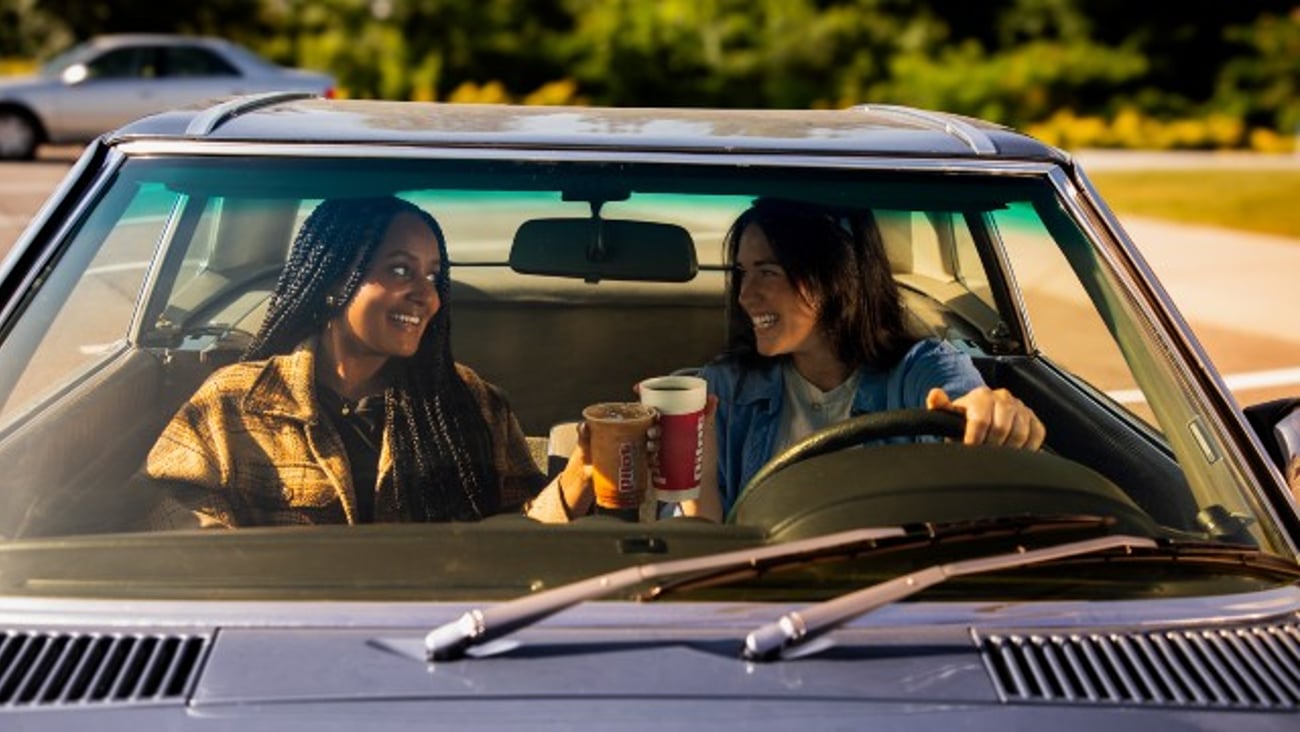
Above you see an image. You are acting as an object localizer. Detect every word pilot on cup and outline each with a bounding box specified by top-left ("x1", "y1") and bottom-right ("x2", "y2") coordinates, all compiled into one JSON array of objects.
[
  {"x1": 638, "y1": 375, "x2": 706, "y2": 501},
  {"x1": 581, "y1": 402, "x2": 656, "y2": 520}
]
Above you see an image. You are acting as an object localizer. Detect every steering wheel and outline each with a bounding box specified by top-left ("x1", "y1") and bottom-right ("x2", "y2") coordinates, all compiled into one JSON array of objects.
[
  {"x1": 741, "y1": 408, "x2": 964, "y2": 498},
  {"x1": 727, "y1": 408, "x2": 1156, "y2": 540}
]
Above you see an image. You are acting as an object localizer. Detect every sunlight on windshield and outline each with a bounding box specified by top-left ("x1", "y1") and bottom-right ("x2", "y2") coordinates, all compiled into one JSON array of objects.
[
  {"x1": 994, "y1": 202, "x2": 1158, "y2": 426},
  {"x1": 0, "y1": 155, "x2": 1288, "y2": 601}
]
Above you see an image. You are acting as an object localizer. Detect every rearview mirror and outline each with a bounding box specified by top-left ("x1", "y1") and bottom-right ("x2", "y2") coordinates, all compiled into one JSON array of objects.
[{"x1": 510, "y1": 218, "x2": 698, "y2": 283}]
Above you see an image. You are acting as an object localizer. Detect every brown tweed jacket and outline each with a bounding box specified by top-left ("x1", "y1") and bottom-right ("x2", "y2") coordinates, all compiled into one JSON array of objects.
[{"x1": 143, "y1": 341, "x2": 570, "y2": 528}]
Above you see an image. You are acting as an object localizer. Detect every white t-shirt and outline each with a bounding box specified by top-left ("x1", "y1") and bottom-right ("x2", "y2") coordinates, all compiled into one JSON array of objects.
[{"x1": 774, "y1": 362, "x2": 861, "y2": 453}]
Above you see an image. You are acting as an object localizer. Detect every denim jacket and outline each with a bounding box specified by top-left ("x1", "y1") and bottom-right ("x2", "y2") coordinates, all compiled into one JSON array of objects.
[{"x1": 701, "y1": 338, "x2": 984, "y2": 516}]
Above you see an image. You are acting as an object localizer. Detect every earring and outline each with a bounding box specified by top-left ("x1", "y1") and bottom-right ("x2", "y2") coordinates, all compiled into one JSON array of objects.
[{"x1": 325, "y1": 294, "x2": 340, "y2": 308}]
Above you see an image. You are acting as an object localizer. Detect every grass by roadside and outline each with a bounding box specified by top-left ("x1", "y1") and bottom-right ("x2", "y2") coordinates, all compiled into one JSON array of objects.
[{"x1": 1086, "y1": 169, "x2": 1300, "y2": 240}]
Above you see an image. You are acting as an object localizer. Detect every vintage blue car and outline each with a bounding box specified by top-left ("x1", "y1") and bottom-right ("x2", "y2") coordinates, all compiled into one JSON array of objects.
[{"x1": 0, "y1": 94, "x2": 1297, "y2": 729}]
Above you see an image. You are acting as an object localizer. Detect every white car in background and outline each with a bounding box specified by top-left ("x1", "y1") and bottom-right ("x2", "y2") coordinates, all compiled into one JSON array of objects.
[{"x1": 0, "y1": 34, "x2": 335, "y2": 160}]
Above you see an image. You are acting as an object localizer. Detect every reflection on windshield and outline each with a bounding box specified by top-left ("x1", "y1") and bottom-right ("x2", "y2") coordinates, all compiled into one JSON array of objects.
[{"x1": 0, "y1": 155, "x2": 1289, "y2": 602}]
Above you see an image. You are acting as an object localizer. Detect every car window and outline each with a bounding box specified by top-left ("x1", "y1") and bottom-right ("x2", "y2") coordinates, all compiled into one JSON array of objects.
[
  {"x1": 991, "y1": 202, "x2": 1162, "y2": 431},
  {"x1": 162, "y1": 46, "x2": 239, "y2": 78},
  {"x1": 0, "y1": 180, "x2": 178, "y2": 422},
  {"x1": 85, "y1": 46, "x2": 158, "y2": 80},
  {"x1": 0, "y1": 154, "x2": 1290, "y2": 598}
]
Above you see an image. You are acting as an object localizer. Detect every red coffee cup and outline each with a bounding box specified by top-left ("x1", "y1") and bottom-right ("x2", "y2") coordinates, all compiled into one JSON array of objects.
[{"x1": 638, "y1": 375, "x2": 707, "y2": 502}]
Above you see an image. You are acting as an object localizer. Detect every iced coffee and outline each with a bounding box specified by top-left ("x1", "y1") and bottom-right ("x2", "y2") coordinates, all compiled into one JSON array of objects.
[{"x1": 581, "y1": 402, "x2": 656, "y2": 521}]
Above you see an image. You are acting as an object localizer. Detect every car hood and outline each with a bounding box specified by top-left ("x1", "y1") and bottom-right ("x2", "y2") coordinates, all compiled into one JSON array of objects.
[{"x1": 3, "y1": 589, "x2": 1300, "y2": 728}]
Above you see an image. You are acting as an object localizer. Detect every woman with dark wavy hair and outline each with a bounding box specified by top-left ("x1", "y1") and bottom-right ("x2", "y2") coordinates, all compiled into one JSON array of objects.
[
  {"x1": 688, "y1": 198, "x2": 1045, "y2": 520},
  {"x1": 143, "y1": 196, "x2": 590, "y2": 527}
]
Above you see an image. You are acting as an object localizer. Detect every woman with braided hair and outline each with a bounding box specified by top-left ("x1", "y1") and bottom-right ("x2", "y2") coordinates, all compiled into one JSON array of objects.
[{"x1": 141, "y1": 196, "x2": 591, "y2": 527}]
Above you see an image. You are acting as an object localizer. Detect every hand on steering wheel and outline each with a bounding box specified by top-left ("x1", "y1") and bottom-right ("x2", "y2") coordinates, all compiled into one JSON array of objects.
[{"x1": 727, "y1": 408, "x2": 1149, "y2": 538}]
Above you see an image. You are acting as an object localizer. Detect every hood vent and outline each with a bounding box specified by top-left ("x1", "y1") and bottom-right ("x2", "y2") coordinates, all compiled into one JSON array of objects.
[
  {"x1": 978, "y1": 620, "x2": 1300, "y2": 710},
  {"x1": 0, "y1": 630, "x2": 209, "y2": 708}
]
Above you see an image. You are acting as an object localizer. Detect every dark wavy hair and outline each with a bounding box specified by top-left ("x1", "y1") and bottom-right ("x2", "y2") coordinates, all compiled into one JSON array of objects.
[
  {"x1": 244, "y1": 196, "x2": 499, "y2": 521},
  {"x1": 722, "y1": 197, "x2": 916, "y2": 370}
]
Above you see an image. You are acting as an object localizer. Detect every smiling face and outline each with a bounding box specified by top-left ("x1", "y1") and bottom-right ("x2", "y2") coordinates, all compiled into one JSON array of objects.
[
  {"x1": 735, "y1": 222, "x2": 831, "y2": 362},
  {"x1": 331, "y1": 212, "x2": 442, "y2": 362}
]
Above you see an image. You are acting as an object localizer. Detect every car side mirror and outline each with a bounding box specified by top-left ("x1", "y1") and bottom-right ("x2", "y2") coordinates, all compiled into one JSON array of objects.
[
  {"x1": 1243, "y1": 398, "x2": 1300, "y2": 492},
  {"x1": 510, "y1": 217, "x2": 698, "y2": 283},
  {"x1": 60, "y1": 64, "x2": 89, "y2": 85}
]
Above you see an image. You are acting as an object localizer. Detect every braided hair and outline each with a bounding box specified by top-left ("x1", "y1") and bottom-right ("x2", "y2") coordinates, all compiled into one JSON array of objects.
[
  {"x1": 245, "y1": 196, "x2": 500, "y2": 521},
  {"x1": 722, "y1": 197, "x2": 916, "y2": 371}
]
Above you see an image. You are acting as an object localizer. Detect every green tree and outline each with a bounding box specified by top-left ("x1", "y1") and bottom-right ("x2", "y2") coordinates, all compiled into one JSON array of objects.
[
  {"x1": 558, "y1": 0, "x2": 912, "y2": 108},
  {"x1": 1215, "y1": 10, "x2": 1300, "y2": 133},
  {"x1": 33, "y1": 0, "x2": 263, "y2": 41},
  {"x1": 1, "y1": 0, "x2": 71, "y2": 60},
  {"x1": 4, "y1": 0, "x2": 1299, "y2": 147},
  {"x1": 252, "y1": 0, "x2": 570, "y2": 101}
]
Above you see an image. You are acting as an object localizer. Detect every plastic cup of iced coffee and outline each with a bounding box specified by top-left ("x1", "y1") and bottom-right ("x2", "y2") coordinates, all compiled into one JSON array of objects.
[
  {"x1": 581, "y1": 402, "x2": 656, "y2": 521},
  {"x1": 638, "y1": 375, "x2": 707, "y2": 502}
]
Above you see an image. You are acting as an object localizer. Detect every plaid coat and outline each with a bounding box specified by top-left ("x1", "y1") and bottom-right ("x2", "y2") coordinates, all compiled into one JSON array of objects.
[{"x1": 144, "y1": 341, "x2": 569, "y2": 528}]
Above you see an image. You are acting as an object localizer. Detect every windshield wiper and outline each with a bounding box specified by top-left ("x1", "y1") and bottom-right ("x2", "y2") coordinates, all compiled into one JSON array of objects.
[
  {"x1": 1050, "y1": 538, "x2": 1300, "y2": 578},
  {"x1": 741, "y1": 534, "x2": 1157, "y2": 662},
  {"x1": 640, "y1": 513, "x2": 1115, "y2": 600},
  {"x1": 424, "y1": 513, "x2": 1115, "y2": 661},
  {"x1": 425, "y1": 525, "x2": 907, "y2": 661}
]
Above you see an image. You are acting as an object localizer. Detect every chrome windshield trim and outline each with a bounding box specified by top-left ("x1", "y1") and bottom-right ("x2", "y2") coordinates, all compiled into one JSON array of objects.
[
  {"x1": 1049, "y1": 165, "x2": 1300, "y2": 557},
  {"x1": 0, "y1": 141, "x2": 112, "y2": 283},
  {"x1": 110, "y1": 139, "x2": 1061, "y2": 174},
  {"x1": 977, "y1": 209, "x2": 1038, "y2": 354},
  {"x1": 0, "y1": 143, "x2": 125, "y2": 333},
  {"x1": 2, "y1": 582, "x2": 1298, "y2": 630},
  {"x1": 125, "y1": 192, "x2": 195, "y2": 342}
]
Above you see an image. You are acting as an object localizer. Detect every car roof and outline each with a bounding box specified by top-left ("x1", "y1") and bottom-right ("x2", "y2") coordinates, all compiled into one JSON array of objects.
[
  {"x1": 109, "y1": 94, "x2": 1068, "y2": 161},
  {"x1": 87, "y1": 33, "x2": 235, "y2": 49}
]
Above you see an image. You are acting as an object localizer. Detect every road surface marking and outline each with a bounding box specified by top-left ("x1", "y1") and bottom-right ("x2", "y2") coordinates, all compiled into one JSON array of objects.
[{"x1": 1108, "y1": 366, "x2": 1300, "y2": 404}]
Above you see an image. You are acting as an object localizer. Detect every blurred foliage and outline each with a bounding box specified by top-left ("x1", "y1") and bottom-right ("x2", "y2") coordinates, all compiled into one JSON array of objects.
[
  {"x1": 1088, "y1": 169, "x2": 1300, "y2": 239},
  {"x1": 1215, "y1": 11, "x2": 1300, "y2": 134},
  {"x1": 1028, "y1": 109, "x2": 1258, "y2": 151},
  {"x1": 0, "y1": 0, "x2": 72, "y2": 59},
  {"x1": 2, "y1": 0, "x2": 1298, "y2": 150}
]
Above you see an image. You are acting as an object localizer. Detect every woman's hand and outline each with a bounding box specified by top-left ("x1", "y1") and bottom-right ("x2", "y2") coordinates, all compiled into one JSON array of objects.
[
  {"x1": 555, "y1": 420, "x2": 662, "y2": 518},
  {"x1": 555, "y1": 423, "x2": 595, "y2": 516},
  {"x1": 925, "y1": 386, "x2": 1046, "y2": 450}
]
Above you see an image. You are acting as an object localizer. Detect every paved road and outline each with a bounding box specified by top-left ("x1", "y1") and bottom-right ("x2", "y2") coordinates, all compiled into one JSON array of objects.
[
  {"x1": 2, "y1": 147, "x2": 1298, "y2": 410},
  {"x1": 1074, "y1": 148, "x2": 1300, "y2": 170},
  {"x1": 0, "y1": 148, "x2": 76, "y2": 252},
  {"x1": 1068, "y1": 149, "x2": 1300, "y2": 407},
  {"x1": 1110, "y1": 215, "x2": 1300, "y2": 405}
]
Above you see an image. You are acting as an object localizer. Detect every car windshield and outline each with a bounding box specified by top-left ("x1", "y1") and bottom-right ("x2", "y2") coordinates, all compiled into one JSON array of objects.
[
  {"x1": 38, "y1": 40, "x2": 97, "y2": 76},
  {"x1": 215, "y1": 41, "x2": 279, "y2": 71},
  {"x1": 0, "y1": 152, "x2": 1292, "y2": 603}
]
